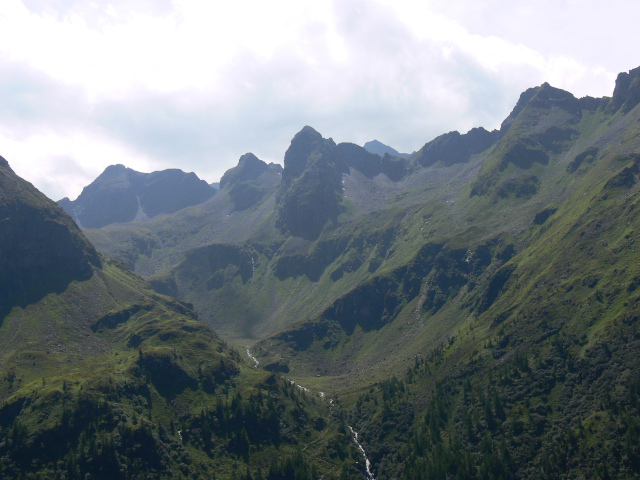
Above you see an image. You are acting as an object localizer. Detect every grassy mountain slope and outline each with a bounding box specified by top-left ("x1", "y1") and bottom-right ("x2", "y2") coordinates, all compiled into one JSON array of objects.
[
  {"x1": 342, "y1": 136, "x2": 640, "y2": 479},
  {"x1": 80, "y1": 72, "x2": 639, "y2": 357},
  {"x1": 105, "y1": 130, "x2": 494, "y2": 344},
  {"x1": 252, "y1": 70, "x2": 640, "y2": 479},
  {"x1": 253, "y1": 72, "x2": 640, "y2": 377},
  {"x1": 0, "y1": 159, "x2": 371, "y2": 480},
  {"x1": 52, "y1": 66, "x2": 640, "y2": 478}
]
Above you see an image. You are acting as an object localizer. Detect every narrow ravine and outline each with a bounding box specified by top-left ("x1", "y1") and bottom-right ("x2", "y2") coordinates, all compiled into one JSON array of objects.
[{"x1": 348, "y1": 426, "x2": 375, "y2": 480}]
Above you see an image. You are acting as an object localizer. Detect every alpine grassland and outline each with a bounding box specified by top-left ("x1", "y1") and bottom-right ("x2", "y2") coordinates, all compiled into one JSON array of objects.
[{"x1": 3, "y1": 67, "x2": 640, "y2": 478}]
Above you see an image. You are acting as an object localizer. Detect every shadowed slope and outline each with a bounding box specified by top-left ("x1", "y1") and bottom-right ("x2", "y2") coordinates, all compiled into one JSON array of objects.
[{"x1": 0, "y1": 156, "x2": 101, "y2": 321}]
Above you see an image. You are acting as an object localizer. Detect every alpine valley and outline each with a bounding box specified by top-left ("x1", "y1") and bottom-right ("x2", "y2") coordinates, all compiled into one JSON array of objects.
[{"x1": 2, "y1": 66, "x2": 640, "y2": 479}]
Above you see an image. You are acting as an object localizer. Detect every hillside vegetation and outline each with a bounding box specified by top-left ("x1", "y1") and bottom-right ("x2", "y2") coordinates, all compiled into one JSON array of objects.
[
  {"x1": 0, "y1": 159, "x2": 368, "y2": 479},
  {"x1": 5, "y1": 65, "x2": 640, "y2": 478}
]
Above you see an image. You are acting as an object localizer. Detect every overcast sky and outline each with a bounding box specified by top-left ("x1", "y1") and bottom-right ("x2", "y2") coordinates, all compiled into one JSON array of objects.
[{"x1": 1, "y1": 0, "x2": 638, "y2": 201}]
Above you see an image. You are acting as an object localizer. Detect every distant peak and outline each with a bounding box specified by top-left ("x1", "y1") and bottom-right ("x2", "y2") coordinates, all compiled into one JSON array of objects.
[
  {"x1": 268, "y1": 162, "x2": 283, "y2": 175},
  {"x1": 364, "y1": 140, "x2": 398, "y2": 155},
  {"x1": 365, "y1": 139, "x2": 395, "y2": 150},
  {"x1": 238, "y1": 152, "x2": 261, "y2": 164},
  {"x1": 500, "y1": 82, "x2": 579, "y2": 134},
  {"x1": 299, "y1": 125, "x2": 321, "y2": 136},
  {"x1": 286, "y1": 126, "x2": 328, "y2": 160},
  {"x1": 291, "y1": 126, "x2": 323, "y2": 145},
  {"x1": 219, "y1": 152, "x2": 269, "y2": 189},
  {"x1": 104, "y1": 163, "x2": 128, "y2": 172},
  {"x1": 363, "y1": 140, "x2": 409, "y2": 158}
]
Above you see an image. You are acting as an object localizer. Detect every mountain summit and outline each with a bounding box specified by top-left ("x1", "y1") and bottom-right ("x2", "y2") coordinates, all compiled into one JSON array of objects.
[
  {"x1": 276, "y1": 126, "x2": 344, "y2": 239},
  {"x1": 363, "y1": 139, "x2": 411, "y2": 158},
  {"x1": 58, "y1": 165, "x2": 215, "y2": 228}
]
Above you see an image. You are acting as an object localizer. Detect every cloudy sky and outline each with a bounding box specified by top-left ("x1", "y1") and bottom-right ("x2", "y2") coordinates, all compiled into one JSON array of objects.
[{"x1": 1, "y1": 0, "x2": 638, "y2": 201}]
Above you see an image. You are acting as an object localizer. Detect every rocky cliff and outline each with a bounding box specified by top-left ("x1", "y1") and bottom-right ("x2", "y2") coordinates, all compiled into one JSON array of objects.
[
  {"x1": 59, "y1": 164, "x2": 215, "y2": 228},
  {"x1": 0, "y1": 156, "x2": 101, "y2": 318}
]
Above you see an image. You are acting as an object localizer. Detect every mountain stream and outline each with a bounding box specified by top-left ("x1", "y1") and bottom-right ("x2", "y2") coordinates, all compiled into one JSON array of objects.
[
  {"x1": 244, "y1": 350, "x2": 375, "y2": 478},
  {"x1": 246, "y1": 347, "x2": 259, "y2": 368},
  {"x1": 348, "y1": 426, "x2": 375, "y2": 480}
]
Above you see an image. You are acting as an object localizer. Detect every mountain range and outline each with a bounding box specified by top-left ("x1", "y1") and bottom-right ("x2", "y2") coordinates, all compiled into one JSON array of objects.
[{"x1": 1, "y1": 65, "x2": 640, "y2": 479}]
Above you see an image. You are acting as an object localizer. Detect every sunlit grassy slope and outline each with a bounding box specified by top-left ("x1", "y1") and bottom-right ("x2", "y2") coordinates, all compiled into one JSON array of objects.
[
  {"x1": 60, "y1": 68, "x2": 640, "y2": 478},
  {"x1": 0, "y1": 159, "x2": 369, "y2": 480}
]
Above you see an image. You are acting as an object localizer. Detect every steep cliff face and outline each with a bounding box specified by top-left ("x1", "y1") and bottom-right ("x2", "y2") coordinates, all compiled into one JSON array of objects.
[
  {"x1": 220, "y1": 152, "x2": 270, "y2": 188},
  {"x1": 607, "y1": 65, "x2": 640, "y2": 113},
  {"x1": 0, "y1": 156, "x2": 101, "y2": 317},
  {"x1": 59, "y1": 164, "x2": 215, "y2": 228},
  {"x1": 414, "y1": 127, "x2": 498, "y2": 167},
  {"x1": 275, "y1": 127, "x2": 414, "y2": 239},
  {"x1": 276, "y1": 126, "x2": 344, "y2": 239},
  {"x1": 220, "y1": 153, "x2": 281, "y2": 210}
]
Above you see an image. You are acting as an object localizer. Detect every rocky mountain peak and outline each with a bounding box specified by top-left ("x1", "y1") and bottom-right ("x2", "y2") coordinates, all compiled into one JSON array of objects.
[
  {"x1": 531, "y1": 83, "x2": 580, "y2": 111},
  {"x1": 414, "y1": 127, "x2": 497, "y2": 168},
  {"x1": 608, "y1": 66, "x2": 640, "y2": 113},
  {"x1": 500, "y1": 83, "x2": 580, "y2": 135},
  {"x1": 239, "y1": 152, "x2": 262, "y2": 165},
  {"x1": 103, "y1": 163, "x2": 128, "y2": 173},
  {"x1": 295, "y1": 125, "x2": 323, "y2": 141},
  {"x1": 363, "y1": 140, "x2": 410, "y2": 158},
  {"x1": 283, "y1": 126, "x2": 336, "y2": 183},
  {"x1": 220, "y1": 153, "x2": 269, "y2": 189},
  {"x1": 59, "y1": 165, "x2": 215, "y2": 228},
  {"x1": 277, "y1": 128, "x2": 343, "y2": 239}
]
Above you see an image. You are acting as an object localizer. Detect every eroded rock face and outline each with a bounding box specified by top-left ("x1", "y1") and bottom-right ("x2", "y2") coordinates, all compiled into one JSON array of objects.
[
  {"x1": 276, "y1": 127, "x2": 413, "y2": 238},
  {"x1": 219, "y1": 153, "x2": 280, "y2": 211},
  {"x1": 220, "y1": 153, "x2": 269, "y2": 189},
  {"x1": 281, "y1": 126, "x2": 335, "y2": 183},
  {"x1": 608, "y1": 66, "x2": 640, "y2": 113},
  {"x1": 59, "y1": 164, "x2": 215, "y2": 228},
  {"x1": 276, "y1": 127, "x2": 344, "y2": 239},
  {"x1": 500, "y1": 83, "x2": 581, "y2": 135},
  {"x1": 414, "y1": 127, "x2": 498, "y2": 167},
  {"x1": 336, "y1": 143, "x2": 408, "y2": 181},
  {"x1": 0, "y1": 157, "x2": 101, "y2": 315}
]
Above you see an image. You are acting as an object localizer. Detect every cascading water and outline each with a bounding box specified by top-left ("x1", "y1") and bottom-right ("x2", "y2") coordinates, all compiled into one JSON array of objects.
[{"x1": 348, "y1": 426, "x2": 375, "y2": 480}]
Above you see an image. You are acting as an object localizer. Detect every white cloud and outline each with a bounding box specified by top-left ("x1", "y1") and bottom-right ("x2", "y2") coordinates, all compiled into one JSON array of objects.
[{"x1": 1, "y1": 128, "x2": 154, "y2": 200}]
